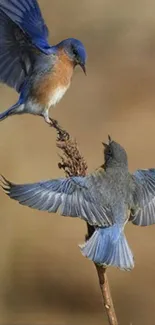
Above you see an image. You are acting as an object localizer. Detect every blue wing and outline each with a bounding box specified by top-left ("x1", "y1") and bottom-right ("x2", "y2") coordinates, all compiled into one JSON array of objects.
[
  {"x1": 1, "y1": 175, "x2": 112, "y2": 227},
  {"x1": 0, "y1": 0, "x2": 52, "y2": 54},
  {"x1": 130, "y1": 169, "x2": 155, "y2": 226},
  {"x1": 0, "y1": 9, "x2": 38, "y2": 92}
]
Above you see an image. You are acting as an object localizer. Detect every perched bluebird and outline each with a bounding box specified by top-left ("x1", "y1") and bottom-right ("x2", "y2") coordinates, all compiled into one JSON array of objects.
[
  {"x1": 2, "y1": 136, "x2": 155, "y2": 271},
  {"x1": 0, "y1": 0, "x2": 87, "y2": 125}
]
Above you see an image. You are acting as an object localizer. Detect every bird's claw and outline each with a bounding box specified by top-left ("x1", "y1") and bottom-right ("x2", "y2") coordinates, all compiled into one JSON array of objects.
[
  {"x1": 49, "y1": 118, "x2": 59, "y2": 128},
  {"x1": 49, "y1": 118, "x2": 69, "y2": 141}
]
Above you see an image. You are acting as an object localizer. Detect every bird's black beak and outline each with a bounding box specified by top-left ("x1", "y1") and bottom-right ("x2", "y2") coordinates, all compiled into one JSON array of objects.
[
  {"x1": 108, "y1": 135, "x2": 112, "y2": 143},
  {"x1": 102, "y1": 142, "x2": 108, "y2": 148},
  {"x1": 102, "y1": 135, "x2": 112, "y2": 148},
  {"x1": 80, "y1": 63, "x2": 86, "y2": 75}
]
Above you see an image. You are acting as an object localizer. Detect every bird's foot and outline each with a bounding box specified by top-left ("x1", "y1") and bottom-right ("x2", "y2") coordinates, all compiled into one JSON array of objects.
[
  {"x1": 49, "y1": 118, "x2": 69, "y2": 141},
  {"x1": 49, "y1": 118, "x2": 59, "y2": 128}
]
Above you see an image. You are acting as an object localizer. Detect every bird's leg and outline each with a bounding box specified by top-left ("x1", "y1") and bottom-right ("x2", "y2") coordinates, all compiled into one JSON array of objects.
[
  {"x1": 43, "y1": 110, "x2": 69, "y2": 140},
  {"x1": 43, "y1": 111, "x2": 54, "y2": 125},
  {"x1": 43, "y1": 112, "x2": 59, "y2": 130}
]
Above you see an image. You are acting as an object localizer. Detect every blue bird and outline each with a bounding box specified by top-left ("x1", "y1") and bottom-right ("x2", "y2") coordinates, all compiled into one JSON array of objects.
[
  {"x1": 2, "y1": 136, "x2": 155, "y2": 271},
  {"x1": 0, "y1": 0, "x2": 87, "y2": 125}
]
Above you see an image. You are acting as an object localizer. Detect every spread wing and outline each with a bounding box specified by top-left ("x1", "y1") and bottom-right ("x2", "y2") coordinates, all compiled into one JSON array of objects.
[
  {"x1": 0, "y1": 10, "x2": 37, "y2": 92},
  {"x1": 1, "y1": 175, "x2": 112, "y2": 227},
  {"x1": 130, "y1": 169, "x2": 155, "y2": 226},
  {"x1": 0, "y1": 0, "x2": 53, "y2": 92},
  {"x1": 0, "y1": 0, "x2": 51, "y2": 53}
]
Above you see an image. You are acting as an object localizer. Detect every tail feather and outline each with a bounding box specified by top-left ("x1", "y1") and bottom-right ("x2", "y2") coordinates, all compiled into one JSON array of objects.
[
  {"x1": 80, "y1": 224, "x2": 134, "y2": 271},
  {"x1": 0, "y1": 102, "x2": 23, "y2": 121}
]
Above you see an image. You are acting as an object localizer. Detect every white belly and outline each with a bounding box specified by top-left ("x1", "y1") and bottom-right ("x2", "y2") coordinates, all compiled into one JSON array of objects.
[{"x1": 48, "y1": 85, "x2": 69, "y2": 108}]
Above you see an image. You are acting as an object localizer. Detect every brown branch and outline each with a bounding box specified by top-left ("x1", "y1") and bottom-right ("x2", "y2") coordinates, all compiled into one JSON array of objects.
[
  {"x1": 51, "y1": 120, "x2": 118, "y2": 325},
  {"x1": 86, "y1": 223, "x2": 118, "y2": 325}
]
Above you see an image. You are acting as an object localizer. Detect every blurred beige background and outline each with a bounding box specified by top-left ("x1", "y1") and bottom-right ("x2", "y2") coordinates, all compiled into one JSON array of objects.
[{"x1": 1, "y1": 0, "x2": 155, "y2": 324}]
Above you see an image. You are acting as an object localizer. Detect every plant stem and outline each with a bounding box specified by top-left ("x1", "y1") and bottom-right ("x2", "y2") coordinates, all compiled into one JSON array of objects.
[
  {"x1": 51, "y1": 121, "x2": 118, "y2": 325},
  {"x1": 86, "y1": 224, "x2": 118, "y2": 325}
]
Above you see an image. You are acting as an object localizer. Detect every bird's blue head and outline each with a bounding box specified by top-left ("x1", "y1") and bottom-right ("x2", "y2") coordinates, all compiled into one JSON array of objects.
[{"x1": 57, "y1": 38, "x2": 87, "y2": 74}]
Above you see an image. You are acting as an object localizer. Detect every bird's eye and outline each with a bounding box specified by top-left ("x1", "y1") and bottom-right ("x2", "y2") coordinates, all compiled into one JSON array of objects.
[
  {"x1": 106, "y1": 146, "x2": 112, "y2": 157},
  {"x1": 72, "y1": 47, "x2": 78, "y2": 57}
]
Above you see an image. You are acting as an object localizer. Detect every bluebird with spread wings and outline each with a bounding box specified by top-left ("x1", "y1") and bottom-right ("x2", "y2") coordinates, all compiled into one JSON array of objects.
[
  {"x1": 2, "y1": 136, "x2": 155, "y2": 271},
  {"x1": 0, "y1": 0, "x2": 87, "y2": 125}
]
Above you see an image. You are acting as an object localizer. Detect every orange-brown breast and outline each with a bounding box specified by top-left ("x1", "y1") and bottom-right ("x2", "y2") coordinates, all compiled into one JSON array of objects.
[{"x1": 33, "y1": 50, "x2": 74, "y2": 107}]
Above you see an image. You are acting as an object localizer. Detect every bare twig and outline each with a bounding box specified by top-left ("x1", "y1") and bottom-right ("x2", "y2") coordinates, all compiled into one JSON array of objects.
[
  {"x1": 86, "y1": 223, "x2": 118, "y2": 325},
  {"x1": 51, "y1": 120, "x2": 118, "y2": 325}
]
